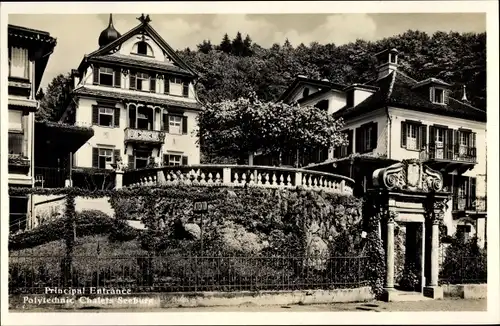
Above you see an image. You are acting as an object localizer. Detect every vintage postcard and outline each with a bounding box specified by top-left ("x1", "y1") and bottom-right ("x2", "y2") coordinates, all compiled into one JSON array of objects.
[{"x1": 1, "y1": 1, "x2": 498, "y2": 325}]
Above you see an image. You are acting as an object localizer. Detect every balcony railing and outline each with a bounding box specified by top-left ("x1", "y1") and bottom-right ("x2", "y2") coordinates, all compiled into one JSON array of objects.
[
  {"x1": 124, "y1": 128, "x2": 166, "y2": 144},
  {"x1": 453, "y1": 195, "x2": 487, "y2": 212},
  {"x1": 123, "y1": 164, "x2": 354, "y2": 195},
  {"x1": 420, "y1": 144, "x2": 477, "y2": 163}
]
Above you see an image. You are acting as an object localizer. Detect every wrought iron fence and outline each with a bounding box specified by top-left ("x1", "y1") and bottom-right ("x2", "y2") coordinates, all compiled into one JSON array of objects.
[
  {"x1": 34, "y1": 167, "x2": 69, "y2": 188},
  {"x1": 9, "y1": 254, "x2": 369, "y2": 294},
  {"x1": 439, "y1": 256, "x2": 487, "y2": 284}
]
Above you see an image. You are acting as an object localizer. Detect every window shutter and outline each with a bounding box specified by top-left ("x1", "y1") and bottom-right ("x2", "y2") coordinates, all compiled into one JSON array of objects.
[
  {"x1": 164, "y1": 76, "x2": 170, "y2": 94},
  {"x1": 419, "y1": 124, "x2": 427, "y2": 150},
  {"x1": 128, "y1": 155, "x2": 135, "y2": 169},
  {"x1": 93, "y1": 66, "x2": 99, "y2": 85},
  {"x1": 114, "y1": 69, "x2": 121, "y2": 87},
  {"x1": 92, "y1": 105, "x2": 99, "y2": 125},
  {"x1": 453, "y1": 130, "x2": 459, "y2": 157},
  {"x1": 163, "y1": 154, "x2": 168, "y2": 166},
  {"x1": 347, "y1": 130, "x2": 354, "y2": 155},
  {"x1": 129, "y1": 72, "x2": 136, "y2": 90},
  {"x1": 355, "y1": 128, "x2": 363, "y2": 153},
  {"x1": 444, "y1": 89, "x2": 450, "y2": 105},
  {"x1": 470, "y1": 177, "x2": 477, "y2": 208},
  {"x1": 114, "y1": 107, "x2": 120, "y2": 127},
  {"x1": 401, "y1": 121, "x2": 407, "y2": 148},
  {"x1": 182, "y1": 156, "x2": 188, "y2": 166},
  {"x1": 470, "y1": 132, "x2": 477, "y2": 159},
  {"x1": 183, "y1": 81, "x2": 189, "y2": 97},
  {"x1": 150, "y1": 75, "x2": 156, "y2": 92},
  {"x1": 92, "y1": 147, "x2": 99, "y2": 168},
  {"x1": 370, "y1": 123, "x2": 378, "y2": 150},
  {"x1": 182, "y1": 116, "x2": 188, "y2": 135},
  {"x1": 163, "y1": 114, "x2": 169, "y2": 132},
  {"x1": 113, "y1": 149, "x2": 120, "y2": 163}
]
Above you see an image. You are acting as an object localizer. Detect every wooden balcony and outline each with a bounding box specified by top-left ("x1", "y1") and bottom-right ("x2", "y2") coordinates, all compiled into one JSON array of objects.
[
  {"x1": 419, "y1": 144, "x2": 477, "y2": 174},
  {"x1": 124, "y1": 128, "x2": 166, "y2": 145},
  {"x1": 123, "y1": 164, "x2": 354, "y2": 195}
]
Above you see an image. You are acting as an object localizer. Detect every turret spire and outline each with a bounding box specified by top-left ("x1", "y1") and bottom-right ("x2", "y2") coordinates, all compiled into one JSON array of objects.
[
  {"x1": 108, "y1": 14, "x2": 114, "y2": 27},
  {"x1": 461, "y1": 84, "x2": 469, "y2": 102}
]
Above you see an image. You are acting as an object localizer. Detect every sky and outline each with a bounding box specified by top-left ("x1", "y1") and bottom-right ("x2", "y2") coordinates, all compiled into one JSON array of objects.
[{"x1": 8, "y1": 13, "x2": 486, "y2": 90}]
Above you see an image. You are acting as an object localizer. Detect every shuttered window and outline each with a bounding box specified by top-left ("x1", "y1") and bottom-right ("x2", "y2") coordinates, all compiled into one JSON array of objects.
[
  {"x1": 401, "y1": 121, "x2": 427, "y2": 151},
  {"x1": 355, "y1": 122, "x2": 377, "y2": 153}
]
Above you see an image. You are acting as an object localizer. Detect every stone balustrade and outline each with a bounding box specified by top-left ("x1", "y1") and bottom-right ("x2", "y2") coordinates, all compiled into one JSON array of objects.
[{"x1": 122, "y1": 164, "x2": 354, "y2": 195}]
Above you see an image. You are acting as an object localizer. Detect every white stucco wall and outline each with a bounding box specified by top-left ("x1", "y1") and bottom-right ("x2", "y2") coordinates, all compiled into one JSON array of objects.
[
  {"x1": 388, "y1": 107, "x2": 487, "y2": 188},
  {"x1": 342, "y1": 108, "x2": 389, "y2": 157},
  {"x1": 73, "y1": 94, "x2": 200, "y2": 168}
]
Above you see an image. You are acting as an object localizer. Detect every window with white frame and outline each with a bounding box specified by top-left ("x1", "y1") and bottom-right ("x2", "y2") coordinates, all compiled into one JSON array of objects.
[
  {"x1": 136, "y1": 72, "x2": 149, "y2": 91},
  {"x1": 169, "y1": 115, "x2": 182, "y2": 134},
  {"x1": 9, "y1": 47, "x2": 29, "y2": 79},
  {"x1": 432, "y1": 88, "x2": 445, "y2": 104},
  {"x1": 167, "y1": 154, "x2": 182, "y2": 166},
  {"x1": 406, "y1": 124, "x2": 418, "y2": 150},
  {"x1": 98, "y1": 148, "x2": 114, "y2": 169},
  {"x1": 99, "y1": 67, "x2": 114, "y2": 86},
  {"x1": 98, "y1": 107, "x2": 114, "y2": 127},
  {"x1": 135, "y1": 150, "x2": 151, "y2": 169},
  {"x1": 459, "y1": 131, "x2": 468, "y2": 146}
]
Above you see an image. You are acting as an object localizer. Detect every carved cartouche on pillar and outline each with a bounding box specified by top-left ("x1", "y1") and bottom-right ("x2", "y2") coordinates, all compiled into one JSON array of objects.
[
  {"x1": 372, "y1": 159, "x2": 444, "y2": 193},
  {"x1": 432, "y1": 200, "x2": 447, "y2": 225}
]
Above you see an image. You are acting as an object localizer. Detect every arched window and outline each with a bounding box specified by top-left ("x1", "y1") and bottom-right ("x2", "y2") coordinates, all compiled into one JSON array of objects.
[{"x1": 133, "y1": 41, "x2": 154, "y2": 56}]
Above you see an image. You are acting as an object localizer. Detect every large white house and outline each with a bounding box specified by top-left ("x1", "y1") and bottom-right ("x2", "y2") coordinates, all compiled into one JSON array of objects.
[
  {"x1": 60, "y1": 14, "x2": 201, "y2": 172},
  {"x1": 276, "y1": 48, "x2": 487, "y2": 246}
]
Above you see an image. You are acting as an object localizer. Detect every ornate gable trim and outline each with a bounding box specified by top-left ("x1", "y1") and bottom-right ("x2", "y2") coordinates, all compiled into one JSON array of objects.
[{"x1": 372, "y1": 159, "x2": 444, "y2": 193}]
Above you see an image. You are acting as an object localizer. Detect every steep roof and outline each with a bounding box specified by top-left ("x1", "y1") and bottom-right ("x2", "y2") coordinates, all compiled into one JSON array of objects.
[
  {"x1": 333, "y1": 71, "x2": 486, "y2": 122},
  {"x1": 76, "y1": 15, "x2": 197, "y2": 78}
]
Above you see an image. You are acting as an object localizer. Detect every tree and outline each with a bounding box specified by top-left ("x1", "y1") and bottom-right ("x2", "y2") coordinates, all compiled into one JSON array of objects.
[
  {"x1": 218, "y1": 33, "x2": 232, "y2": 54},
  {"x1": 198, "y1": 93, "x2": 347, "y2": 166},
  {"x1": 243, "y1": 34, "x2": 253, "y2": 57},
  {"x1": 197, "y1": 40, "x2": 213, "y2": 54},
  {"x1": 231, "y1": 32, "x2": 245, "y2": 56},
  {"x1": 36, "y1": 73, "x2": 73, "y2": 122}
]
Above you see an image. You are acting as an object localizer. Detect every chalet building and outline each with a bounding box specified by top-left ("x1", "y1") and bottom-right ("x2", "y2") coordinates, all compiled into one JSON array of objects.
[
  {"x1": 7, "y1": 25, "x2": 56, "y2": 232},
  {"x1": 276, "y1": 48, "x2": 487, "y2": 247},
  {"x1": 59, "y1": 14, "x2": 202, "y2": 174}
]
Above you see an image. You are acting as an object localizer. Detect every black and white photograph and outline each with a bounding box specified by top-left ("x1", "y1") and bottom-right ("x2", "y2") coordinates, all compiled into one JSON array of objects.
[{"x1": 1, "y1": 1, "x2": 498, "y2": 325}]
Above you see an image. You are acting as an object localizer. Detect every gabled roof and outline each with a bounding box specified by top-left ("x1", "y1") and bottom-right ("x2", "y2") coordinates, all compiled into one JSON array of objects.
[
  {"x1": 278, "y1": 75, "x2": 346, "y2": 103},
  {"x1": 76, "y1": 17, "x2": 197, "y2": 77},
  {"x1": 332, "y1": 71, "x2": 486, "y2": 122}
]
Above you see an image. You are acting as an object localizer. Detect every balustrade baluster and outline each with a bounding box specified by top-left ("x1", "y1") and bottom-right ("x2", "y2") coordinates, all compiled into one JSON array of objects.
[
  {"x1": 249, "y1": 173, "x2": 255, "y2": 186},
  {"x1": 200, "y1": 173, "x2": 207, "y2": 185},
  {"x1": 207, "y1": 172, "x2": 214, "y2": 185},
  {"x1": 241, "y1": 173, "x2": 247, "y2": 186},
  {"x1": 286, "y1": 175, "x2": 291, "y2": 187},
  {"x1": 257, "y1": 173, "x2": 262, "y2": 185},
  {"x1": 234, "y1": 172, "x2": 240, "y2": 186}
]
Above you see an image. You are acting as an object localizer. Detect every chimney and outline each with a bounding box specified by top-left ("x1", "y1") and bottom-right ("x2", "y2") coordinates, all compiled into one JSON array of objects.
[
  {"x1": 375, "y1": 48, "x2": 399, "y2": 80},
  {"x1": 461, "y1": 84, "x2": 469, "y2": 102}
]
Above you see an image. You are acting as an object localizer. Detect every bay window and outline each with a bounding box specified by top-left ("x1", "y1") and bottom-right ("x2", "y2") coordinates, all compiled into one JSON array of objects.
[{"x1": 9, "y1": 46, "x2": 29, "y2": 79}]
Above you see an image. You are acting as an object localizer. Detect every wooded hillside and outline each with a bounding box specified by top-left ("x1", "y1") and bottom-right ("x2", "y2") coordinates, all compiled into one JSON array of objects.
[{"x1": 177, "y1": 30, "x2": 486, "y2": 110}]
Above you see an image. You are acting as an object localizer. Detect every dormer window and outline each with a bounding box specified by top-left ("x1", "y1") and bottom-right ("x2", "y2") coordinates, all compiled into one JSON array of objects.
[
  {"x1": 132, "y1": 41, "x2": 154, "y2": 56},
  {"x1": 302, "y1": 88, "x2": 310, "y2": 98},
  {"x1": 431, "y1": 87, "x2": 445, "y2": 104}
]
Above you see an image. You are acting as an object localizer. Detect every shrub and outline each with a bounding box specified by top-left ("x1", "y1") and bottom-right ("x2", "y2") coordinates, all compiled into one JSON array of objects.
[{"x1": 440, "y1": 235, "x2": 487, "y2": 284}]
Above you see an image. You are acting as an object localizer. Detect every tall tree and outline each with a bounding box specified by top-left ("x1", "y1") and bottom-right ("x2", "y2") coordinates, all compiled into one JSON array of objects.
[
  {"x1": 243, "y1": 34, "x2": 253, "y2": 57},
  {"x1": 197, "y1": 40, "x2": 213, "y2": 54},
  {"x1": 36, "y1": 73, "x2": 73, "y2": 122},
  {"x1": 231, "y1": 32, "x2": 245, "y2": 56},
  {"x1": 218, "y1": 33, "x2": 232, "y2": 54}
]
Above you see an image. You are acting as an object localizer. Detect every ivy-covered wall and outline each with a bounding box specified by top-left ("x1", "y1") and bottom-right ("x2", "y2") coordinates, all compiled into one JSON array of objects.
[{"x1": 110, "y1": 186, "x2": 364, "y2": 258}]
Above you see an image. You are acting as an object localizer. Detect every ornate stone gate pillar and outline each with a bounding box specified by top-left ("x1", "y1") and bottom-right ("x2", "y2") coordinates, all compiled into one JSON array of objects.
[
  {"x1": 424, "y1": 201, "x2": 445, "y2": 299},
  {"x1": 385, "y1": 211, "x2": 397, "y2": 290}
]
